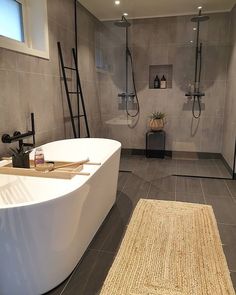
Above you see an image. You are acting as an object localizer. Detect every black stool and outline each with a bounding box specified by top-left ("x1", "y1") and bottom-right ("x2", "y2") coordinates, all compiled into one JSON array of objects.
[{"x1": 146, "y1": 131, "x2": 166, "y2": 158}]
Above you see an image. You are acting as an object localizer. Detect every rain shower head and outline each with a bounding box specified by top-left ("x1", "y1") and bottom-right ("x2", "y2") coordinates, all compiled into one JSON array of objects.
[
  {"x1": 191, "y1": 7, "x2": 209, "y2": 22},
  {"x1": 114, "y1": 16, "x2": 131, "y2": 27},
  {"x1": 191, "y1": 15, "x2": 210, "y2": 22}
]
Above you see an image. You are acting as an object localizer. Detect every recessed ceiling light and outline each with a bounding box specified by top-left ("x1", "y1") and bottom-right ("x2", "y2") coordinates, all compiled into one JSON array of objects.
[
  {"x1": 123, "y1": 13, "x2": 128, "y2": 16},
  {"x1": 193, "y1": 27, "x2": 197, "y2": 31},
  {"x1": 190, "y1": 40, "x2": 194, "y2": 43},
  {"x1": 198, "y1": 6, "x2": 202, "y2": 10},
  {"x1": 115, "y1": 1, "x2": 120, "y2": 5}
]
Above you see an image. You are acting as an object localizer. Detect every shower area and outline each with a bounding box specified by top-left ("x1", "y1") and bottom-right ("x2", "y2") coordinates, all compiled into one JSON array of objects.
[{"x1": 95, "y1": 6, "x2": 236, "y2": 179}]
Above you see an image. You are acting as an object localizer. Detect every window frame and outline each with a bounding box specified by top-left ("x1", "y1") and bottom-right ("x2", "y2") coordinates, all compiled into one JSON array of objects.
[{"x1": 0, "y1": 0, "x2": 49, "y2": 59}]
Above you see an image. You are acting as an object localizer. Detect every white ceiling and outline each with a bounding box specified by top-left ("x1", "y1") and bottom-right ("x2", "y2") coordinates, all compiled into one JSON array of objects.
[{"x1": 79, "y1": 0, "x2": 236, "y2": 20}]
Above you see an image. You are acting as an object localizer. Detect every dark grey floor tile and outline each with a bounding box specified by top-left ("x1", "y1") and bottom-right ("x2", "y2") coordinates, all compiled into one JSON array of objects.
[
  {"x1": 226, "y1": 180, "x2": 236, "y2": 197},
  {"x1": 63, "y1": 250, "x2": 114, "y2": 295},
  {"x1": 44, "y1": 280, "x2": 67, "y2": 295},
  {"x1": 154, "y1": 158, "x2": 178, "y2": 175},
  {"x1": 122, "y1": 173, "x2": 144, "y2": 199},
  {"x1": 115, "y1": 191, "x2": 135, "y2": 225},
  {"x1": 218, "y1": 224, "x2": 236, "y2": 272},
  {"x1": 137, "y1": 159, "x2": 164, "y2": 182},
  {"x1": 218, "y1": 224, "x2": 236, "y2": 246},
  {"x1": 89, "y1": 205, "x2": 126, "y2": 253},
  {"x1": 201, "y1": 179, "x2": 230, "y2": 196},
  {"x1": 197, "y1": 159, "x2": 216, "y2": 166},
  {"x1": 205, "y1": 195, "x2": 236, "y2": 225},
  {"x1": 230, "y1": 272, "x2": 236, "y2": 291},
  {"x1": 176, "y1": 177, "x2": 202, "y2": 193},
  {"x1": 121, "y1": 173, "x2": 150, "y2": 205},
  {"x1": 175, "y1": 191, "x2": 205, "y2": 204},
  {"x1": 177, "y1": 162, "x2": 198, "y2": 176},
  {"x1": 135, "y1": 178, "x2": 151, "y2": 200},
  {"x1": 223, "y1": 245, "x2": 236, "y2": 272},
  {"x1": 148, "y1": 185, "x2": 175, "y2": 201},
  {"x1": 214, "y1": 160, "x2": 232, "y2": 178},
  {"x1": 62, "y1": 250, "x2": 98, "y2": 295},
  {"x1": 196, "y1": 165, "x2": 221, "y2": 178},
  {"x1": 117, "y1": 172, "x2": 130, "y2": 191},
  {"x1": 150, "y1": 175, "x2": 176, "y2": 193},
  {"x1": 119, "y1": 155, "x2": 143, "y2": 172}
]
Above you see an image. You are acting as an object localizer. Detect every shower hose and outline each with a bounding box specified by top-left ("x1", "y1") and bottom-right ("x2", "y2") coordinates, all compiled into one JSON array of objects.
[{"x1": 125, "y1": 47, "x2": 140, "y2": 118}]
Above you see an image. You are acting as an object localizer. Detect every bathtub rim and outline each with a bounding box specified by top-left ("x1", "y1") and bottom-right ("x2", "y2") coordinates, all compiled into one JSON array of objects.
[{"x1": 0, "y1": 138, "x2": 121, "y2": 210}]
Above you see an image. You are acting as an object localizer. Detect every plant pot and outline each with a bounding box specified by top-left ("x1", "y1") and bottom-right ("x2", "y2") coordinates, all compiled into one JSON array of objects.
[
  {"x1": 149, "y1": 119, "x2": 164, "y2": 131},
  {"x1": 12, "y1": 153, "x2": 30, "y2": 169}
]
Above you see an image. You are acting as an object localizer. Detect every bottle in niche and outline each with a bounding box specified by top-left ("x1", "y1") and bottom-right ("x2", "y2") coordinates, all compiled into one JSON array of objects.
[
  {"x1": 34, "y1": 147, "x2": 45, "y2": 167},
  {"x1": 154, "y1": 75, "x2": 160, "y2": 89},
  {"x1": 160, "y1": 75, "x2": 167, "y2": 89}
]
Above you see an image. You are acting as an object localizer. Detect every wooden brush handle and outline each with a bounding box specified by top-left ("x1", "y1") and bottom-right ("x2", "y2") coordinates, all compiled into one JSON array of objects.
[{"x1": 54, "y1": 162, "x2": 83, "y2": 170}]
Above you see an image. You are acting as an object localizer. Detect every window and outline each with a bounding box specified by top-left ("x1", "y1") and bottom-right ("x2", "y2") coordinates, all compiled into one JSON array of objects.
[
  {"x1": 0, "y1": 0, "x2": 49, "y2": 59},
  {"x1": 0, "y1": 0, "x2": 24, "y2": 42}
]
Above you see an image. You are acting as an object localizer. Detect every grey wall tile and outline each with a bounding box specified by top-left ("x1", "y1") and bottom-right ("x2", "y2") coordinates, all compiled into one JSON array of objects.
[{"x1": 98, "y1": 12, "x2": 230, "y2": 153}]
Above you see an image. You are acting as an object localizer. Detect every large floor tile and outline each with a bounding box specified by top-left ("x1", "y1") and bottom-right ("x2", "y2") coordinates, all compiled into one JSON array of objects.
[
  {"x1": 150, "y1": 175, "x2": 177, "y2": 193},
  {"x1": 177, "y1": 162, "x2": 198, "y2": 176},
  {"x1": 196, "y1": 165, "x2": 222, "y2": 178},
  {"x1": 89, "y1": 205, "x2": 126, "y2": 253},
  {"x1": 214, "y1": 160, "x2": 232, "y2": 178},
  {"x1": 230, "y1": 272, "x2": 236, "y2": 291},
  {"x1": 226, "y1": 180, "x2": 236, "y2": 197},
  {"x1": 44, "y1": 281, "x2": 68, "y2": 295},
  {"x1": 223, "y1": 245, "x2": 236, "y2": 272},
  {"x1": 176, "y1": 176, "x2": 202, "y2": 193},
  {"x1": 121, "y1": 173, "x2": 151, "y2": 206},
  {"x1": 205, "y1": 195, "x2": 236, "y2": 225},
  {"x1": 175, "y1": 191, "x2": 205, "y2": 204},
  {"x1": 201, "y1": 179, "x2": 230, "y2": 196},
  {"x1": 117, "y1": 172, "x2": 130, "y2": 191},
  {"x1": 62, "y1": 250, "x2": 114, "y2": 295},
  {"x1": 218, "y1": 224, "x2": 236, "y2": 246},
  {"x1": 148, "y1": 185, "x2": 175, "y2": 201}
]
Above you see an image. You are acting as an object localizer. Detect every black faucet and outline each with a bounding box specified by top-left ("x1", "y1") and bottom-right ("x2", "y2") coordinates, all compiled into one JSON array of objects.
[{"x1": 2, "y1": 113, "x2": 35, "y2": 151}]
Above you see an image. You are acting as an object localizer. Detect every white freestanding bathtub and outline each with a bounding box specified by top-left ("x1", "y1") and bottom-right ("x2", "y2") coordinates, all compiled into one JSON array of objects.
[{"x1": 0, "y1": 138, "x2": 121, "y2": 295}]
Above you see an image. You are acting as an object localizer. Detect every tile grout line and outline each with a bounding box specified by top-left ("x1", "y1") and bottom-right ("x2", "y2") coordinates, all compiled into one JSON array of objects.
[
  {"x1": 59, "y1": 257, "x2": 84, "y2": 295},
  {"x1": 218, "y1": 222, "x2": 236, "y2": 226},
  {"x1": 60, "y1": 248, "x2": 104, "y2": 295},
  {"x1": 146, "y1": 181, "x2": 152, "y2": 199},
  {"x1": 199, "y1": 179, "x2": 207, "y2": 205},
  {"x1": 89, "y1": 248, "x2": 114, "y2": 255},
  {"x1": 174, "y1": 176, "x2": 177, "y2": 201},
  {"x1": 224, "y1": 180, "x2": 236, "y2": 204},
  {"x1": 120, "y1": 172, "x2": 132, "y2": 193}
]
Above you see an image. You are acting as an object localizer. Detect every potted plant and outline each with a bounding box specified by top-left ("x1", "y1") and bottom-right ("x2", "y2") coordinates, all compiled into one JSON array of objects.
[
  {"x1": 149, "y1": 111, "x2": 166, "y2": 131},
  {"x1": 10, "y1": 147, "x2": 30, "y2": 169}
]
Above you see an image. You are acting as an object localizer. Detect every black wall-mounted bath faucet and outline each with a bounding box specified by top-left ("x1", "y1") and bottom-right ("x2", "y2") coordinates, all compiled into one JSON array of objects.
[{"x1": 2, "y1": 113, "x2": 36, "y2": 150}]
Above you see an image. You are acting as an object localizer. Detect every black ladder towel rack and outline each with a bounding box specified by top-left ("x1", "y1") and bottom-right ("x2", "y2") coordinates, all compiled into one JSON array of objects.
[{"x1": 57, "y1": 41, "x2": 90, "y2": 138}]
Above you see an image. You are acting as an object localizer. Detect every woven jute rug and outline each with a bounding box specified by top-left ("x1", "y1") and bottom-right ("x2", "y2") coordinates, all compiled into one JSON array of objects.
[{"x1": 100, "y1": 199, "x2": 235, "y2": 295}]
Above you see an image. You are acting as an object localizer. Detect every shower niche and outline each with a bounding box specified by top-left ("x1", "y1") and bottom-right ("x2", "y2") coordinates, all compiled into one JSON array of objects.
[{"x1": 149, "y1": 65, "x2": 173, "y2": 89}]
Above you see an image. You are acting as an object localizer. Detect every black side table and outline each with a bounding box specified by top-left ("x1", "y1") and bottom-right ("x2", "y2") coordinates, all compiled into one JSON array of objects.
[{"x1": 146, "y1": 130, "x2": 166, "y2": 158}]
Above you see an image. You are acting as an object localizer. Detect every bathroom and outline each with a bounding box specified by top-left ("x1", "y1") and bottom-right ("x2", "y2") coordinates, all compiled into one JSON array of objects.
[{"x1": 0, "y1": 0, "x2": 236, "y2": 294}]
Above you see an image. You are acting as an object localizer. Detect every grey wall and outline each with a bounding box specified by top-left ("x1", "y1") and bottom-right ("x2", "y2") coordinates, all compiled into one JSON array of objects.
[
  {"x1": 0, "y1": 0, "x2": 102, "y2": 156},
  {"x1": 73, "y1": 3, "x2": 102, "y2": 138},
  {"x1": 98, "y1": 13, "x2": 231, "y2": 153},
  {"x1": 222, "y1": 4, "x2": 236, "y2": 170}
]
